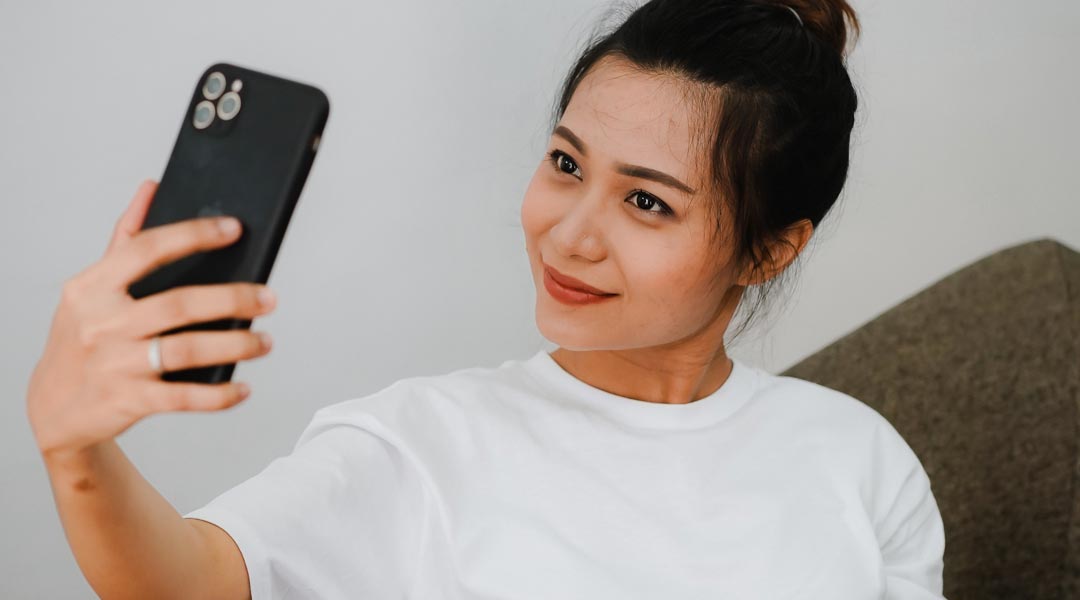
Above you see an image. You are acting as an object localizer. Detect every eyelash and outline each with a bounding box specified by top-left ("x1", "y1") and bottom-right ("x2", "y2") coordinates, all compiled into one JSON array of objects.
[{"x1": 545, "y1": 149, "x2": 675, "y2": 218}]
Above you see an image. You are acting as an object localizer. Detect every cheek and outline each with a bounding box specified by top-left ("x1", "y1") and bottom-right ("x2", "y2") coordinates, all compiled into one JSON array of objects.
[
  {"x1": 520, "y1": 170, "x2": 558, "y2": 251},
  {"x1": 626, "y1": 244, "x2": 712, "y2": 306}
]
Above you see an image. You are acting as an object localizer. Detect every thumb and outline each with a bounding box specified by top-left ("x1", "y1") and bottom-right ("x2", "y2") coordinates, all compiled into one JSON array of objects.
[{"x1": 105, "y1": 179, "x2": 158, "y2": 255}]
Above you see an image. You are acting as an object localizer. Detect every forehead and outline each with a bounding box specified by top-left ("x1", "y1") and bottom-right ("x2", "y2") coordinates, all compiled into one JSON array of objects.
[{"x1": 562, "y1": 56, "x2": 710, "y2": 183}]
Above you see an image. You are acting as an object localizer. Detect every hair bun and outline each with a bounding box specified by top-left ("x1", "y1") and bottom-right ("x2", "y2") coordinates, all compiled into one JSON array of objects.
[{"x1": 774, "y1": 0, "x2": 861, "y2": 59}]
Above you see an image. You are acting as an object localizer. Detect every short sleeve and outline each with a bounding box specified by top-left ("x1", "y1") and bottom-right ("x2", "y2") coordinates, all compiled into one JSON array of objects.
[
  {"x1": 183, "y1": 413, "x2": 431, "y2": 600},
  {"x1": 867, "y1": 417, "x2": 947, "y2": 599}
]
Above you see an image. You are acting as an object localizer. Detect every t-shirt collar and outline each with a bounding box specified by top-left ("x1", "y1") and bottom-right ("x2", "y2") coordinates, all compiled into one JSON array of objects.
[{"x1": 520, "y1": 349, "x2": 760, "y2": 430}]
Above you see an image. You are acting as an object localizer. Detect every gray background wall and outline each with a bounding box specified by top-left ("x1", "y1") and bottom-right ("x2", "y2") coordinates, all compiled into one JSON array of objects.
[{"x1": 2, "y1": 0, "x2": 1077, "y2": 597}]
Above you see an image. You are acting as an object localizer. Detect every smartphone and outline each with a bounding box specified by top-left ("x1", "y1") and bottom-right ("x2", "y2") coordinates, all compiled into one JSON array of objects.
[{"x1": 127, "y1": 62, "x2": 330, "y2": 385}]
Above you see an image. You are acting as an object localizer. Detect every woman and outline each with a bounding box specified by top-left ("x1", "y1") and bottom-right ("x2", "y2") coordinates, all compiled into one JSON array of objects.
[{"x1": 27, "y1": 0, "x2": 945, "y2": 598}]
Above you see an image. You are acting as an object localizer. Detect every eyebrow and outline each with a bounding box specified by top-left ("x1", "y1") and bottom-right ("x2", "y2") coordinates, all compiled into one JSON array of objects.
[{"x1": 552, "y1": 125, "x2": 697, "y2": 195}]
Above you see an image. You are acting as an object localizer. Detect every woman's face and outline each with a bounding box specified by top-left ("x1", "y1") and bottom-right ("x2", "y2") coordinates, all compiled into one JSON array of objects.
[{"x1": 521, "y1": 55, "x2": 744, "y2": 353}]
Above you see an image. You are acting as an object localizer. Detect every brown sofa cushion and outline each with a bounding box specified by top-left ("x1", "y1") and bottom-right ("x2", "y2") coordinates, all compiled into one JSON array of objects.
[{"x1": 780, "y1": 238, "x2": 1080, "y2": 599}]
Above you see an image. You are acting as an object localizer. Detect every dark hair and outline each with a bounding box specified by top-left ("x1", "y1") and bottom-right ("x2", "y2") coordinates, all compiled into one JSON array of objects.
[{"x1": 549, "y1": 0, "x2": 861, "y2": 347}]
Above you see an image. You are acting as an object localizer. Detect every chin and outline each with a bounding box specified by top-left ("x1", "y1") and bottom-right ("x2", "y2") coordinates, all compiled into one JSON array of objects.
[
  {"x1": 535, "y1": 306, "x2": 628, "y2": 351},
  {"x1": 536, "y1": 309, "x2": 598, "y2": 351}
]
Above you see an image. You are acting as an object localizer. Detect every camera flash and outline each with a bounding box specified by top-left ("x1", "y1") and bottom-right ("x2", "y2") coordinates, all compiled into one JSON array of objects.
[{"x1": 231, "y1": 79, "x2": 243, "y2": 92}]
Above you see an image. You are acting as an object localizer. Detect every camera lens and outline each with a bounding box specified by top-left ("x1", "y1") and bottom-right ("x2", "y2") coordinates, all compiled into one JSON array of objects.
[
  {"x1": 217, "y1": 91, "x2": 242, "y2": 121},
  {"x1": 193, "y1": 100, "x2": 215, "y2": 129},
  {"x1": 203, "y1": 72, "x2": 226, "y2": 100}
]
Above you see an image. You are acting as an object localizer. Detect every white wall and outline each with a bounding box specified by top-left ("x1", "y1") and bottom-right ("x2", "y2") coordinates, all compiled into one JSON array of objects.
[{"x1": 1, "y1": 0, "x2": 1076, "y2": 596}]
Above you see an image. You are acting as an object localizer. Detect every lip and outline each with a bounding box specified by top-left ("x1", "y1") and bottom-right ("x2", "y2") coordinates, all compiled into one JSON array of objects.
[
  {"x1": 542, "y1": 263, "x2": 618, "y2": 305},
  {"x1": 544, "y1": 263, "x2": 615, "y2": 295}
]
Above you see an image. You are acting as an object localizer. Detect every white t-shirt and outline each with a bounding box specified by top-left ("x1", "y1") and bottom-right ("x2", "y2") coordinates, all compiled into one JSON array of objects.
[{"x1": 184, "y1": 350, "x2": 946, "y2": 599}]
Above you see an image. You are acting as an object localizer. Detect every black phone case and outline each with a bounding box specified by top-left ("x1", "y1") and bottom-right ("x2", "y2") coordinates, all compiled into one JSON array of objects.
[{"x1": 127, "y1": 62, "x2": 329, "y2": 385}]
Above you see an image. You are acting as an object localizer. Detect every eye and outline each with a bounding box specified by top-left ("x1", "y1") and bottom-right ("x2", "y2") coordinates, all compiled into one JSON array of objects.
[
  {"x1": 547, "y1": 149, "x2": 582, "y2": 178},
  {"x1": 626, "y1": 189, "x2": 674, "y2": 217},
  {"x1": 546, "y1": 148, "x2": 675, "y2": 218}
]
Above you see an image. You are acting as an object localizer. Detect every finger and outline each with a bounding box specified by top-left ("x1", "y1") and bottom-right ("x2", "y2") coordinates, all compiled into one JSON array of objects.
[
  {"x1": 105, "y1": 179, "x2": 158, "y2": 256},
  {"x1": 130, "y1": 329, "x2": 271, "y2": 374},
  {"x1": 95, "y1": 215, "x2": 242, "y2": 292},
  {"x1": 117, "y1": 282, "x2": 274, "y2": 340},
  {"x1": 136, "y1": 379, "x2": 251, "y2": 416}
]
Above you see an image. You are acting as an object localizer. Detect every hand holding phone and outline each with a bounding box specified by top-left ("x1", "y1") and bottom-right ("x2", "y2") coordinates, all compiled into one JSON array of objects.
[
  {"x1": 27, "y1": 180, "x2": 275, "y2": 460},
  {"x1": 27, "y1": 62, "x2": 329, "y2": 459}
]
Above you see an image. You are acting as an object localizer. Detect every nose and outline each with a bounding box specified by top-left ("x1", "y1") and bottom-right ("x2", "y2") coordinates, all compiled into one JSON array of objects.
[{"x1": 550, "y1": 191, "x2": 607, "y2": 262}]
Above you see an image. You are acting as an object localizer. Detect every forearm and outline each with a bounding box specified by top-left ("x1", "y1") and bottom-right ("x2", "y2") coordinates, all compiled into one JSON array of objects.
[{"x1": 42, "y1": 440, "x2": 213, "y2": 600}]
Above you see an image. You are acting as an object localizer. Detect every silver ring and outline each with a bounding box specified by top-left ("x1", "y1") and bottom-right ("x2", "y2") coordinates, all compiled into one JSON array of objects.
[{"x1": 148, "y1": 335, "x2": 164, "y2": 373}]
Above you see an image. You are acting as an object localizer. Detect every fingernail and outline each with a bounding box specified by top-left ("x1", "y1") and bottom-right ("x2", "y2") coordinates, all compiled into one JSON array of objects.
[
  {"x1": 256, "y1": 331, "x2": 273, "y2": 349},
  {"x1": 236, "y1": 382, "x2": 250, "y2": 398},
  {"x1": 258, "y1": 287, "x2": 276, "y2": 307},
  {"x1": 218, "y1": 217, "x2": 241, "y2": 235}
]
